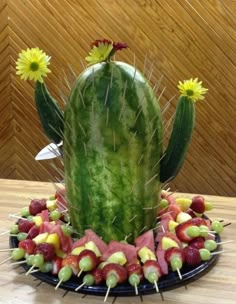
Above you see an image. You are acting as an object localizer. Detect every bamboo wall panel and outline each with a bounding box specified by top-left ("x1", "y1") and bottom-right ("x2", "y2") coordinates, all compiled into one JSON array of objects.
[{"x1": 0, "y1": 0, "x2": 235, "y2": 196}]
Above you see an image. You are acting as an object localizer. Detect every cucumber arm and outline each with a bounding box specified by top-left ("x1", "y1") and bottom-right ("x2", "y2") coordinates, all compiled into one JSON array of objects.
[
  {"x1": 160, "y1": 96, "x2": 195, "y2": 183},
  {"x1": 35, "y1": 81, "x2": 64, "y2": 144}
]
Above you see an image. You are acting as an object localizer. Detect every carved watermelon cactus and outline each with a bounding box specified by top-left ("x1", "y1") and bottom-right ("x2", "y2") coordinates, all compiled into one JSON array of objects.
[{"x1": 21, "y1": 41, "x2": 207, "y2": 243}]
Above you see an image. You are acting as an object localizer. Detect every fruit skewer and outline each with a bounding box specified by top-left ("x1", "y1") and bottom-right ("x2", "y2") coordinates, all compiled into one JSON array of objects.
[
  {"x1": 143, "y1": 260, "x2": 162, "y2": 293},
  {"x1": 77, "y1": 249, "x2": 98, "y2": 278},
  {"x1": 102, "y1": 263, "x2": 128, "y2": 302},
  {"x1": 126, "y1": 263, "x2": 144, "y2": 295},
  {"x1": 165, "y1": 247, "x2": 184, "y2": 280}
]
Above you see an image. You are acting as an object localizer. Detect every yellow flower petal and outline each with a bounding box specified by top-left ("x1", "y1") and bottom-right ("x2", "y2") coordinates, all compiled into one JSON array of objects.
[
  {"x1": 85, "y1": 43, "x2": 113, "y2": 66},
  {"x1": 16, "y1": 47, "x2": 51, "y2": 82},
  {"x1": 178, "y1": 78, "x2": 208, "y2": 102}
]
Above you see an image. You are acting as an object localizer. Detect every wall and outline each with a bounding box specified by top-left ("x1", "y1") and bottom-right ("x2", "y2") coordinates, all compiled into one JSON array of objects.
[{"x1": 0, "y1": 0, "x2": 235, "y2": 196}]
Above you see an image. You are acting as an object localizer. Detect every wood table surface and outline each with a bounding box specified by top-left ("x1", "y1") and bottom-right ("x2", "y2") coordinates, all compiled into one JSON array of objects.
[{"x1": 0, "y1": 179, "x2": 235, "y2": 304}]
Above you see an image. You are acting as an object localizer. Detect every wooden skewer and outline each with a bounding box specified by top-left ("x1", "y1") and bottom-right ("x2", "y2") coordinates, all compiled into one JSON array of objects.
[
  {"x1": 104, "y1": 285, "x2": 111, "y2": 302},
  {"x1": 177, "y1": 268, "x2": 182, "y2": 280},
  {"x1": 55, "y1": 278, "x2": 63, "y2": 290},
  {"x1": 25, "y1": 265, "x2": 35, "y2": 276},
  {"x1": 211, "y1": 250, "x2": 225, "y2": 256},
  {"x1": 134, "y1": 283, "x2": 138, "y2": 295},
  {"x1": 217, "y1": 240, "x2": 234, "y2": 245},
  {"x1": 0, "y1": 248, "x2": 17, "y2": 252},
  {"x1": 0, "y1": 256, "x2": 12, "y2": 266},
  {"x1": 154, "y1": 280, "x2": 159, "y2": 293},
  {"x1": 10, "y1": 260, "x2": 27, "y2": 266},
  {"x1": 0, "y1": 230, "x2": 10, "y2": 236},
  {"x1": 8, "y1": 214, "x2": 26, "y2": 221},
  {"x1": 29, "y1": 269, "x2": 40, "y2": 274},
  {"x1": 75, "y1": 281, "x2": 86, "y2": 291},
  {"x1": 77, "y1": 268, "x2": 83, "y2": 278}
]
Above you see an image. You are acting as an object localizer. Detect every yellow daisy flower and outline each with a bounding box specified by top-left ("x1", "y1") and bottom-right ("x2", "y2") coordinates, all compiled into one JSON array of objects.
[
  {"x1": 85, "y1": 42, "x2": 113, "y2": 66},
  {"x1": 16, "y1": 47, "x2": 51, "y2": 83},
  {"x1": 178, "y1": 78, "x2": 208, "y2": 102}
]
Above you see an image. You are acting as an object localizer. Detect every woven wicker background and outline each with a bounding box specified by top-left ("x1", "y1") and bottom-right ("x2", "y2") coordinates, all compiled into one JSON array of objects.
[{"x1": 0, "y1": 0, "x2": 235, "y2": 196}]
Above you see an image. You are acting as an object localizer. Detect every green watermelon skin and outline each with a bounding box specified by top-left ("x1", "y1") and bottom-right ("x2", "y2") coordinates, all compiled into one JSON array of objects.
[{"x1": 64, "y1": 61, "x2": 163, "y2": 243}]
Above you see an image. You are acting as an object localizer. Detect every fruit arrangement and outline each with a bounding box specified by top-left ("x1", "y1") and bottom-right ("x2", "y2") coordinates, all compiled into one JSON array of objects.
[
  {"x1": 2, "y1": 188, "x2": 229, "y2": 300},
  {"x1": 8, "y1": 40, "x2": 230, "y2": 299}
]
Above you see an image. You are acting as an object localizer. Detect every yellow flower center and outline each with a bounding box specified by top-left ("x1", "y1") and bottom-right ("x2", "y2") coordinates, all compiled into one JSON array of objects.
[{"x1": 30, "y1": 62, "x2": 39, "y2": 71}]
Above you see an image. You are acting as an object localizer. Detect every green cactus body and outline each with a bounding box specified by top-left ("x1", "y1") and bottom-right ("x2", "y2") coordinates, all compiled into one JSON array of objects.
[{"x1": 64, "y1": 62, "x2": 163, "y2": 243}]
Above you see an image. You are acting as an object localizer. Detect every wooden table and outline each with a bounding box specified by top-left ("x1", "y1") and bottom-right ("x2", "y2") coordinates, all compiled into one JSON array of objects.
[{"x1": 0, "y1": 179, "x2": 235, "y2": 304}]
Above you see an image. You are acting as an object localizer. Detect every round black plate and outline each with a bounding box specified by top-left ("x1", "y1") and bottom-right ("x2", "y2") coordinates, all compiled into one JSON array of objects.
[{"x1": 10, "y1": 234, "x2": 220, "y2": 297}]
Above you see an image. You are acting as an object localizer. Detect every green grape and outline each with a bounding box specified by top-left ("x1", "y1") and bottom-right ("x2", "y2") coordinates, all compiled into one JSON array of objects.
[
  {"x1": 146, "y1": 272, "x2": 158, "y2": 284},
  {"x1": 11, "y1": 248, "x2": 25, "y2": 261},
  {"x1": 61, "y1": 225, "x2": 73, "y2": 236},
  {"x1": 211, "y1": 221, "x2": 224, "y2": 234},
  {"x1": 205, "y1": 201, "x2": 213, "y2": 211},
  {"x1": 159, "y1": 199, "x2": 169, "y2": 210},
  {"x1": 40, "y1": 262, "x2": 53, "y2": 273},
  {"x1": 187, "y1": 226, "x2": 200, "y2": 237},
  {"x1": 128, "y1": 273, "x2": 140, "y2": 286},
  {"x1": 63, "y1": 214, "x2": 70, "y2": 223},
  {"x1": 26, "y1": 255, "x2": 35, "y2": 266},
  {"x1": 83, "y1": 274, "x2": 95, "y2": 286},
  {"x1": 27, "y1": 216, "x2": 34, "y2": 222},
  {"x1": 79, "y1": 257, "x2": 93, "y2": 271},
  {"x1": 58, "y1": 266, "x2": 73, "y2": 282},
  {"x1": 17, "y1": 232, "x2": 27, "y2": 241},
  {"x1": 50, "y1": 210, "x2": 61, "y2": 221},
  {"x1": 199, "y1": 225, "x2": 209, "y2": 237},
  {"x1": 10, "y1": 224, "x2": 19, "y2": 234},
  {"x1": 106, "y1": 274, "x2": 117, "y2": 288},
  {"x1": 20, "y1": 207, "x2": 30, "y2": 217},
  {"x1": 170, "y1": 257, "x2": 183, "y2": 271},
  {"x1": 48, "y1": 195, "x2": 56, "y2": 200},
  {"x1": 204, "y1": 240, "x2": 217, "y2": 252},
  {"x1": 33, "y1": 254, "x2": 44, "y2": 267},
  {"x1": 199, "y1": 248, "x2": 211, "y2": 261}
]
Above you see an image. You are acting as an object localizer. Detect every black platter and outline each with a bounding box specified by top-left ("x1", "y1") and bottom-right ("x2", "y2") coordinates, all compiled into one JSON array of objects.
[{"x1": 9, "y1": 233, "x2": 220, "y2": 297}]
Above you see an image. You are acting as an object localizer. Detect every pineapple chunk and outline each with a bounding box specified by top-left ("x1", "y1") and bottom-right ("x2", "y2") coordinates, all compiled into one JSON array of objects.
[
  {"x1": 176, "y1": 212, "x2": 192, "y2": 224},
  {"x1": 168, "y1": 220, "x2": 179, "y2": 232},
  {"x1": 161, "y1": 236, "x2": 179, "y2": 250},
  {"x1": 85, "y1": 241, "x2": 101, "y2": 257},
  {"x1": 107, "y1": 251, "x2": 127, "y2": 266},
  {"x1": 138, "y1": 246, "x2": 156, "y2": 263},
  {"x1": 46, "y1": 233, "x2": 60, "y2": 249},
  {"x1": 71, "y1": 246, "x2": 85, "y2": 255},
  {"x1": 176, "y1": 198, "x2": 192, "y2": 211},
  {"x1": 33, "y1": 215, "x2": 43, "y2": 227},
  {"x1": 46, "y1": 199, "x2": 57, "y2": 212},
  {"x1": 33, "y1": 232, "x2": 49, "y2": 245}
]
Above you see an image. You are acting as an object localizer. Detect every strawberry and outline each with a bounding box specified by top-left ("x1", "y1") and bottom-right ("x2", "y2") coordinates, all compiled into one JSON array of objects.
[
  {"x1": 191, "y1": 196, "x2": 205, "y2": 214},
  {"x1": 52, "y1": 257, "x2": 62, "y2": 275},
  {"x1": 27, "y1": 225, "x2": 40, "y2": 239},
  {"x1": 36, "y1": 243, "x2": 56, "y2": 261},
  {"x1": 165, "y1": 247, "x2": 184, "y2": 264},
  {"x1": 189, "y1": 217, "x2": 208, "y2": 227},
  {"x1": 183, "y1": 246, "x2": 201, "y2": 266},
  {"x1": 89, "y1": 268, "x2": 103, "y2": 285},
  {"x1": 126, "y1": 263, "x2": 144, "y2": 280},
  {"x1": 18, "y1": 219, "x2": 34, "y2": 233},
  {"x1": 165, "y1": 247, "x2": 184, "y2": 272},
  {"x1": 143, "y1": 260, "x2": 162, "y2": 281},
  {"x1": 102, "y1": 263, "x2": 128, "y2": 283},
  {"x1": 77, "y1": 249, "x2": 98, "y2": 271},
  {"x1": 29, "y1": 199, "x2": 47, "y2": 216},
  {"x1": 175, "y1": 221, "x2": 196, "y2": 243},
  {"x1": 189, "y1": 237, "x2": 205, "y2": 250},
  {"x1": 62, "y1": 254, "x2": 79, "y2": 275},
  {"x1": 18, "y1": 239, "x2": 36, "y2": 254}
]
